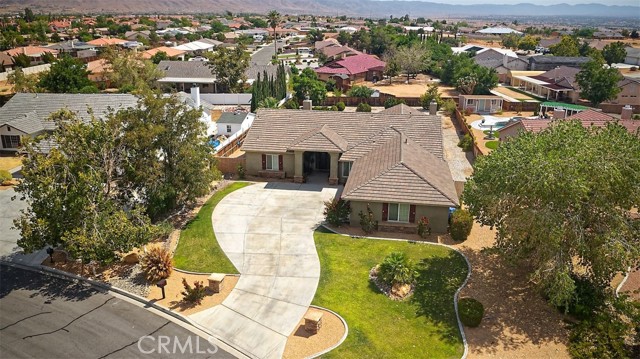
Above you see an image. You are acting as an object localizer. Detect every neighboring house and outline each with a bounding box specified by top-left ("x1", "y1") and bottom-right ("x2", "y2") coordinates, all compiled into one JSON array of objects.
[
  {"x1": 319, "y1": 45, "x2": 359, "y2": 62},
  {"x1": 459, "y1": 95, "x2": 504, "y2": 114},
  {"x1": 314, "y1": 38, "x2": 341, "y2": 51},
  {"x1": 86, "y1": 59, "x2": 110, "y2": 86},
  {"x1": 509, "y1": 66, "x2": 581, "y2": 103},
  {"x1": 605, "y1": 77, "x2": 640, "y2": 107},
  {"x1": 156, "y1": 60, "x2": 216, "y2": 93},
  {"x1": 49, "y1": 20, "x2": 72, "y2": 32},
  {"x1": 141, "y1": 46, "x2": 186, "y2": 61},
  {"x1": 500, "y1": 109, "x2": 640, "y2": 141},
  {"x1": 47, "y1": 40, "x2": 98, "y2": 62},
  {"x1": 216, "y1": 111, "x2": 249, "y2": 136},
  {"x1": 0, "y1": 53, "x2": 14, "y2": 72},
  {"x1": 86, "y1": 38, "x2": 129, "y2": 47},
  {"x1": 315, "y1": 53, "x2": 385, "y2": 88},
  {"x1": 593, "y1": 31, "x2": 623, "y2": 40},
  {"x1": 4, "y1": 46, "x2": 59, "y2": 65},
  {"x1": 476, "y1": 27, "x2": 523, "y2": 35},
  {"x1": 624, "y1": 47, "x2": 640, "y2": 66},
  {"x1": 172, "y1": 38, "x2": 222, "y2": 56},
  {"x1": 124, "y1": 30, "x2": 151, "y2": 41},
  {"x1": 537, "y1": 38, "x2": 561, "y2": 52},
  {"x1": 240, "y1": 105, "x2": 459, "y2": 233},
  {"x1": 528, "y1": 56, "x2": 590, "y2": 71},
  {"x1": 473, "y1": 48, "x2": 528, "y2": 83},
  {"x1": 0, "y1": 93, "x2": 138, "y2": 152}
]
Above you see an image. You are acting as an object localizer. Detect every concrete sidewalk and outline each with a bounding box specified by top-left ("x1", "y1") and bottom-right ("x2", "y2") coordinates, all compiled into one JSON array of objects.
[{"x1": 189, "y1": 180, "x2": 339, "y2": 359}]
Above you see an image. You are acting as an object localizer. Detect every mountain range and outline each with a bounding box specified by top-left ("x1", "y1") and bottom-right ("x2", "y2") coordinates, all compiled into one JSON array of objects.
[{"x1": 0, "y1": 0, "x2": 637, "y2": 18}]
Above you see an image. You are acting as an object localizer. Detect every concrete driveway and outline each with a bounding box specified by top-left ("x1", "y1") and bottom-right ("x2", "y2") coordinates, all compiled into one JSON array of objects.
[
  {"x1": 190, "y1": 179, "x2": 339, "y2": 359},
  {"x1": 0, "y1": 188, "x2": 28, "y2": 258}
]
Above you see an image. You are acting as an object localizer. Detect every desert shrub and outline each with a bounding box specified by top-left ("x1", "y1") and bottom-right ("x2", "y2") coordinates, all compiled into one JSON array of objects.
[
  {"x1": 0, "y1": 170, "x2": 12, "y2": 183},
  {"x1": 356, "y1": 102, "x2": 372, "y2": 112},
  {"x1": 378, "y1": 252, "x2": 418, "y2": 286},
  {"x1": 457, "y1": 133, "x2": 474, "y2": 152},
  {"x1": 358, "y1": 204, "x2": 377, "y2": 233},
  {"x1": 441, "y1": 99, "x2": 457, "y2": 115},
  {"x1": 323, "y1": 198, "x2": 351, "y2": 226},
  {"x1": 140, "y1": 246, "x2": 173, "y2": 282},
  {"x1": 347, "y1": 85, "x2": 374, "y2": 98},
  {"x1": 458, "y1": 298, "x2": 484, "y2": 327},
  {"x1": 417, "y1": 216, "x2": 431, "y2": 238},
  {"x1": 336, "y1": 101, "x2": 346, "y2": 111},
  {"x1": 181, "y1": 278, "x2": 207, "y2": 305},
  {"x1": 383, "y1": 97, "x2": 406, "y2": 109},
  {"x1": 334, "y1": 88, "x2": 343, "y2": 98},
  {"x1": 450, "y1": 208, "x2": 473, "y2": 242},
  {"x1": 236, "y1": 164, "x2": 245, "y2": 179},
  {"x1": 282, "y1": 98, "x2": 299, "y2": 109}
]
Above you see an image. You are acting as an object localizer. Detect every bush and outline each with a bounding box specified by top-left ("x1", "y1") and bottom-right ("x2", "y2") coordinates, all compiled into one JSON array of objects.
[
  {"x1": 312, "y1": 106, "x2": 337, "y2": 111},
  {"x1": 323, "y1": 198, "x2": 351, "y2": 226},
  {"x1": 236, "y1": 164, "x2": 245, "y2": 180},
  {"x1": 441, "y1": 99, "x2": 457, "y2": 115},
  {"x1": 419, "y1": 83, "x2": 442, "y2": 109},
  {"x1": 140, "y1": 246, "x2": 173, "y2": 282},
  {"x1": 282, "y1": 98, "x2": 299, "y2": 109},
  {"x1": 325, "y1": 78, "x2": 336, "y2": 92},
  {"x1": 358, "y1": 204, "x2": 377, "y2": 234},
  {"x1": 450, "y1": 208, "x2": 473, "y2": 242},
  {"x1": 417, "y1": 216, "x2": 431, "y2": 238},
  {"x1": 384, "y1": 97, "x2": 406, "y2": 109},
  {"x1": 336, "y1": 101, "x2": 346, "y2": 111},
  {"x1": 0, "y1": 170, "x2": 12, "y2": 183},
  {"x1": 458, "y1": 298, "x2": 484, "y2": 327},
  {"x1": 457, "y1": 133, "x2": 474, "y2": 152},
  {"x1": 181, "y1": 278, "x2": 207, "y2": 305},
  {"x1": 356, "y1": 102, "x2": 372, "y2": 112},
  {"x1": 378, "y1": 252, "x2": 418, "y2": 286},
  {"x1": 334, "y1": 89, "x2": 343, "y2": 98},
  {"x1": 568, "y1": 309, "x2": 634, "y2": 359},
  {"x1": 347, "y1": 85, "x2": 374, "y2": 98}
]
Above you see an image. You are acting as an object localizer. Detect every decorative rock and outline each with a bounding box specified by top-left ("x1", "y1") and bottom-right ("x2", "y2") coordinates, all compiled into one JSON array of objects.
[
  {"x1": 304, "y1": 309, "x2": 323, "y2": 334},
  {"x1": 122, "y1": 252, "x2": 139, "y2": 264},
  {"x1": 208, "y1": 273, "x2": 225, "y2": 293}
]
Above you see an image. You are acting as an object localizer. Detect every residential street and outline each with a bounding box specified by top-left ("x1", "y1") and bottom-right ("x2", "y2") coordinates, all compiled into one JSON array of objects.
[
  {"x1": 250, "y1": 43, "x2": 278, "y2": 66},
  {"x1": 0, "y1": 264, "x2": 239, "y2": 358},
  {"x1": 0, "y1": 188, "x2": 28, "y2": 258}
]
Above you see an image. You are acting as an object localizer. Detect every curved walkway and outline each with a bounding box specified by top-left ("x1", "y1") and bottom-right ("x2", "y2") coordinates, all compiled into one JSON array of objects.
[{"x1": 190, "y1": 179, "x2": 340, "y2": 359}]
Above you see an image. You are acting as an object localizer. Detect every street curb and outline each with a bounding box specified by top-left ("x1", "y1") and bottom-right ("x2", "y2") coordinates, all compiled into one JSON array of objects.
[
  {"x1": 306, "y1": 305, "x2": 349, "y2": 359},
  {"x1": 319, "y1": 224, "x2": 471, "y2": 359},
  {"x1": 172, "y1": 267, "x2": 240, "y2": 277},
  {"x1": 0, "y1": 260, "x2": 251, "y2": 359}
]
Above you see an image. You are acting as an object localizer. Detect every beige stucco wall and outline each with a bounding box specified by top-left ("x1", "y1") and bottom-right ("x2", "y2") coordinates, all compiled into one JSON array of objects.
[
  {"x1": 244, "y1": 150, "x2": 295, "y2": 178},
  {"x1": 348, "y1": 201, "x2": 451, "y2": 233},
  {"x1": 611, "y1": 82, "x2": 639, "y2": 106}
]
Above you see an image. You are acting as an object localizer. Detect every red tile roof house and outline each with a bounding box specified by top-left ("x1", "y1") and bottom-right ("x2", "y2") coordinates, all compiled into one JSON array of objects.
[
  {"x1": 240, "y1": 105, "x2": 459, "y2": 233},
  {"x1": 315, "y1": 53, "x2": 386, "y2": 90},
  {"x1": 500, "y1": 109, "x2": 640, "y2": 141}
]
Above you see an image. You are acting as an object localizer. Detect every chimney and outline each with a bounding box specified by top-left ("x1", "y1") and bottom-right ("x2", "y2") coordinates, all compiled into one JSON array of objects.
[
  {"x1": 302, "y1": 98, "x2": 312, "y2": 110},
  {"x1": 502, "y1": 53, "x2": 508, "y2": 68},
  {"x1": 429, "y1": 100, "x2": 438, "y2": 115},
  {"x1": 553, "y1": 108, "x2": 566, "y2": 119},
  {"x1": 191, "y1": 85, "x2": 200, "y2": 108},
  {"x1": 621, "y1": 105, "x2": 633, "y2": 120}
]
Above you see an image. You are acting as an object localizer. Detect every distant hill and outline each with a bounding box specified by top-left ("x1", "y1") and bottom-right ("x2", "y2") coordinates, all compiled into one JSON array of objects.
[{"x1": 0, "y1": 0, "x2": 637, "y2": 18}]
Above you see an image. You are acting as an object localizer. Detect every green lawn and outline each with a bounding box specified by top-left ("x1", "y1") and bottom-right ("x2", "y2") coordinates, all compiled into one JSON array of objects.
[
  {"x1": 173, "y1": 182, "x2": 251, "y2": 274},
  {"x1": 483, "y1": 129, "x2": 500, "y2": 138},
  {"x1": 485, "y1": 140, "x2": 500, "y2": 150},
  {"x1": 313, "y1": 229, "x2": 468, "y2": 359}
]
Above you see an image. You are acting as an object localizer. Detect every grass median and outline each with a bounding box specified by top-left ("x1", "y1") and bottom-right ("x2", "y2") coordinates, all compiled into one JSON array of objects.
[{"x1": 173, "y1": 182, "x2": 251, "y2": 274}]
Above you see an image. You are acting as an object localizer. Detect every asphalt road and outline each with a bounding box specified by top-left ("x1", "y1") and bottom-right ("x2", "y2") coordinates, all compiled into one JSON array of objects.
[
  {"x1": 0, "y1": 264, "x2": 237, "y2": 358},
  {"x1": 0, "y1": 188, "x2": 28, "y2": 258},
  {"x1": 250, "y1": 43, "x2": 281, "y2": 66}
]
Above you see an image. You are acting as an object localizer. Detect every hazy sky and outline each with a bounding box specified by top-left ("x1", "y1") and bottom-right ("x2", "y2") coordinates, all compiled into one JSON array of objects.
[{"x1": 418, "y1": 0, "x2": 640, "y2": 6}]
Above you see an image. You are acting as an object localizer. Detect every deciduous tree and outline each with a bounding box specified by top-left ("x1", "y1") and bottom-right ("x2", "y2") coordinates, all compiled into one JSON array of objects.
[
  {"x1": 38, "y1": 55, "x2": 97, "y2": 93},
  {"x1": 549, "y1": 35, "x2": 580, "y2": 57},
  {"x1": 576, "y1": 57, "x2": 622, "y2": 106},
  {"x1": 601, "y1": 41, "x2": 626, "y2": 66},
  {"x1": 207, "y1": 45, "x2": 249, "y2": 93}
]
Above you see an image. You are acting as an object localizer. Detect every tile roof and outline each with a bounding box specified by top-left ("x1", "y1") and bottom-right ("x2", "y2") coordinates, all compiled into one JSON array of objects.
[
  {"x1": 86, "y1": 38, "x2": 128, "y2": 46},
  {"x1": 157, "y1": 60, "x2": 215, "y2": 82},
  {"x1": 342, "y1": 129, "x2": 458, "y2": 207},
  {"x1": 2, "y1": 111, "x2": 44, "y2": 134},
  {"x1": 380, "y1": 103, "x2": 419, "y2": 115},
  {"x1": 502, "y1": 114, "x2": 640, "y2": 135},
  {"x1": 289, "y1": 124, "x2": 349, "y2": 152},
  {"x1": 529, "y1": 56, "x2": 590, "y2": 64},
  {"x1": 315, "y1": 53, "x2": 385, "y2": 76},
  {"x1": 217, "y1": 112, "x2": 249, "y2": 124},
  {"x1": 0, "y1": 93, "x2": 138, "y2": 134},
  {"x1": 565, "y1": 109, "x2": 615, "y2": 122},
  {"x1": 141, "y1": 46, "x2": 186, "y2": 59},
  {"x1": 5, "y1": 46, "x2": 58, "y2": 57}
]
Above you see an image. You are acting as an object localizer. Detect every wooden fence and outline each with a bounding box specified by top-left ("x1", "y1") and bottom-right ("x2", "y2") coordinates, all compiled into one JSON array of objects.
[
  {"x1": 452, "y1": 109, "x2": 484, "y2": 158},
  {"x1": 216, "y1": 155, "x2": 245, "y2": 175}
]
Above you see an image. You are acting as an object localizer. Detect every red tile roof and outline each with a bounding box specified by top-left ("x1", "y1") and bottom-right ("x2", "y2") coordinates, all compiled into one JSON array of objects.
[{"x1": 315, "y1": 53, "x2": 385, "y2": 76}]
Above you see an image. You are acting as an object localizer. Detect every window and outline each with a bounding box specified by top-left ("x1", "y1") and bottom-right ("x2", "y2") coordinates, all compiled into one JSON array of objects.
[
  {"x1": 226, "y1": 125, "x2": 232, "y2": 133},
  {"x1": 1, "y1": 135, "x2": 21, "y2": 149},
  {"x1": 388, "y1": 203, "x2": 410, "y2": 222},
  {"x1": 341, "y1": 162, "x2": 352, "y2": 177},
  {"x1": 466, "y1": 98, "x2": 474, "y2": 105},
  {"x1": 266, "y1": 154, "x2": 279, "y2": 171}
]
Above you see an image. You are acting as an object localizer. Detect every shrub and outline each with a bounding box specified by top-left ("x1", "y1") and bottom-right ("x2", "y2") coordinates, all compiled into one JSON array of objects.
[
  {"x1": 450, "y1": 208, "x2": 473, "y2": 242},
  {"x1": 181, "y1": 278, "x2": 207, "y2": 305},
  {"x1": 335, "y1": 101, "x2": 346, "y2": 111},
  {"x1": 334, "y1": 89, "x2": 343, "y2": 98},
  {"x1": 417, "y1": 216, "x2": 431, "y2": 238},
  {"x1": 356, "y1": 102, "x2": 372, "y2": 112},
  {"x1": 236, "y1": 164, "x2": 245, "y2": 180},
  {"x1": 347, "y1": 85, "x2": 374, "y2": 98},
  {"x1": 330, "y1": 105, "x2": 338, "y2": 111},
  {"x1": 419, "y1": 83, "x2": 442, "y2": 109},
  {"x1": 457, "y1": 133, "x2": 474, "y2": 152},
  {"x1": 383, "y1": 97, "x2": 406, "y2": 109},
  {"x1": 140, "y1": 246, "x2": 173, "y2": 282},
  {"x1": 282, "y1": 98, "x2": 299, "y2": 109},
  {"x1": 0, "y1": 170, "x2": 12, "y2": 183},
  {"x1": 458, "y1": 298, "x2": 484, "y2": 327},
  {"x1": 568, "y1": 308, "x2": 634, "y2": 359},
  {"x1": 441, "y1": 99, "x2": 457, "y2": 115},
  {"x1": 323, "y1": 198, "x2": 351, "y2": 226},
  {"x1": 378, "y1": 252, "x2": 418, "y2": 286},
  {"x1": 358, "y1": 204, "x2": 378, "y2": 234},
  {"x1": 325, "y1": 78, "x2": 336, "y2": 92}
]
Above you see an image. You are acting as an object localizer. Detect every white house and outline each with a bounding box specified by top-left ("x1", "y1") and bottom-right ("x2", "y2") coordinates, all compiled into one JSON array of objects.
[{"x1": 216, "y1": 111, "x2": 251, "y2": 137}]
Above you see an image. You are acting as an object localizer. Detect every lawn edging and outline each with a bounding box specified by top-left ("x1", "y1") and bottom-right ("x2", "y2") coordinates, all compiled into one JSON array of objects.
[
  {"x1": 615, "y1": 266, "x2": 631, "y2": 298},
  {"x1": 0, "y1": 260, "x2": 252, "y2": 359},
  {"x1": 308, "y1": 304, "x2": 349, "y2": 358},
  {"x1": 319, "y1": 224, "x2": 472, "y2": 359}
]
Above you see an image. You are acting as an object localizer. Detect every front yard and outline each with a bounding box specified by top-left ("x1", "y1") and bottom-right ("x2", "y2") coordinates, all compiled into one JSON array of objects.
[
  {"x1": 312, "y1": 229, "x2": 468, "y2": 358},
  {"x1": 172, "y1": 182, "x2": 251, "y2": 274}
]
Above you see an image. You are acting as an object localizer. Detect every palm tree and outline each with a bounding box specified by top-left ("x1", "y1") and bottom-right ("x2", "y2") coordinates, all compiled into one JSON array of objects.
[{"x1": 267, "y1": 10, "x2": 280, "y2": 57}]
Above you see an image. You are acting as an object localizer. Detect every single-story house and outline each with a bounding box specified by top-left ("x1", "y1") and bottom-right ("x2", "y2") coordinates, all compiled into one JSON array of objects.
[
  {"x1": 47, "y1": 40, "x2": 98, "y2": 62},
  {"x1": 156, "y1": 60, "x2": 217, "y2": 93},
  {"x1": 476, "y1": 27, "x2": 523, "y2": 35},
  {"x1": 509, "y1": 66, "x2": 581, "y2": 103},
  {"x1": 0, "y1": 53, "x2": 14, "y2": 72},
  {"x1": 240, "y1": 105, "x2": 459, "y2": 233},
  {"x1": 315, "y1": 53, "x2": 385, "y2": 87},
  {"x1": 605, "y1": 77, "x2": 640, "y2": 107},
  {"x1": 0, "y1": 93, "x2": 138, "y2": 152},
  {"x1": 528, "y1": 56, "x2": 590, "y2": 71},
  {"x1": 86, "y1": 38, "x2": 129, "y2": 47},
  {"x1": 473, "y1": 48, "x2": 529, "y2": 83},
  {"x1": 124, "y1": 30, "x2": 151, "y2": 41},
  {"x1": 141, "y1": 46, "x2": 186, "y2": 61},
  {"x1": 459, "y1": 95, "x2": 504, "y2": 114},
  {"x1": 216, "y1": 111, "x2": 250, "y2": 136},
  {"x1": 4, "y1": 46, "x2": 59, "y2": 65},
  {"x1": 624, "y1": 47, "x2": 640, "y2": 66},
  {"x1": 172, "y1": 38, "x2": 222, "y2": 56}
]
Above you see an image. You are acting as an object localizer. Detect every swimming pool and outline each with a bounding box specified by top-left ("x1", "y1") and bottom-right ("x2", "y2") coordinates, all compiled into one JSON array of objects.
[{"x1": 469, "y1": 116, "x2": 514, "y2": 130}]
